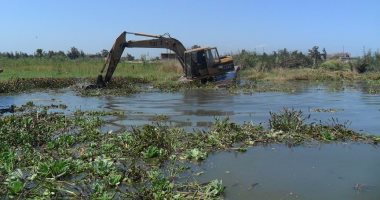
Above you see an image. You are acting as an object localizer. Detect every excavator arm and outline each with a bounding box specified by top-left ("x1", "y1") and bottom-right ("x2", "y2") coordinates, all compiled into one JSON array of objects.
[
  {"x1": 97, "y1": 31, "x2": 187, "y2": 86},
  {"x1": 97, "y1": 32, "x2": 126, "y2": 85}
]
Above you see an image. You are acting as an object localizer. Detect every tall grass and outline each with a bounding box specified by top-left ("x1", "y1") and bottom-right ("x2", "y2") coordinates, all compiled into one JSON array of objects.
[
  {"x1": 0, "y1": 57, "x2": 182, "y2": 82},
  {"x1": 240, "y1": 67, "x2": 380, "y2": 82}
]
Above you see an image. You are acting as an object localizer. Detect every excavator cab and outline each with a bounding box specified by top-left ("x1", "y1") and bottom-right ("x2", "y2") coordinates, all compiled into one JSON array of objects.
[
  {"x1": 184, "y1": 47, "x2": 234, "y2": 80},
  {"x1": 184, "y1": 48, "x2": 208, "y2": 78}
]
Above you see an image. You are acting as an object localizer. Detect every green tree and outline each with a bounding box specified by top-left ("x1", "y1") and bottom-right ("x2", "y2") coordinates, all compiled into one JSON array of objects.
[
  {"x1": 80, "y1": 50, "x2": 85, "y2": 58},
  {"x1": 35, "y1": 49, "x2": 43, "y2": 58},
  {"x1": 100, "y1": 49, "x2": 109, "y2": 57},
  {"x1": 47, "y1": 50, "x2": 55, "y2": 58},
  {"x1": 57, "y1": 51, "x2": 66, "y2": 57},
  {"x1": 67, "y1": 47, "x2": 80, "y2": 59}
]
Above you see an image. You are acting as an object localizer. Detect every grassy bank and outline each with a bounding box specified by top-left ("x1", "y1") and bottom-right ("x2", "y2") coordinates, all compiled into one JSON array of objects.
[
  {"x1": 0, "y1": 103, "x2": 378, "y2": 199},
  {"x1": 1, "y1": 57, "x2": 380, "y2": 95}
]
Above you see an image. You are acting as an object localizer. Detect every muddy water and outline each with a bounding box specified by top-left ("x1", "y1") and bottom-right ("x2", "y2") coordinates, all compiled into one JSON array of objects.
[
  {"x1": 196, "y1": 144, "x2": 380, "y2": 200},
  {"x1": 1, "y1": 84, "x2": 380, "y2": 199},
  {"x1": 1, "y1": 85, "x2": 379, "y2": 134}
]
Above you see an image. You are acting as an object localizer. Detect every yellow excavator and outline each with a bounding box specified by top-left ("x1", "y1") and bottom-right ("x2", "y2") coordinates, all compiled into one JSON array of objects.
[{"x1": 96, "y1": 31, "x2": 238, "y2": 86}]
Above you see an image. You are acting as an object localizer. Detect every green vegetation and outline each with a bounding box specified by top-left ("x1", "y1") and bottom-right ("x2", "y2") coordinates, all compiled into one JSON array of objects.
[
  {"x1": 238, "y1": 68, "x2": 380, "y2": 94},
  {"x1": 240, "y1": 68, "x2": 359, "y2": 81},
  {"x1": 0, "y1": 56, "x2": 181, "y2": 83},
  {"x1": 1, "y1": 48, "x2": 380, "y2": 95},
  {"x1": 233, "y1": 47, "x2": 380, "y2": 94},
  {"x1": 0, "y1": 103, "x2": 225, "y2": 199},
  {"x1": 0, "y1": 103, "x2": 378, "y2": 198},
  {"x1": 234, "y1": 48, "x2": 313, "y2": 70},
  {"x1": 1, "y1": 46, "x2": 379, "y2": 199},
  {"x1": 233, "y1": 47, "x2": 380, "y2": 72},
  {"x1": 0, "y1": 53, "x2": 188, "y2": 94},
  {"x1": 0, "y1": 77, "x2": 77, "y2": 93}
]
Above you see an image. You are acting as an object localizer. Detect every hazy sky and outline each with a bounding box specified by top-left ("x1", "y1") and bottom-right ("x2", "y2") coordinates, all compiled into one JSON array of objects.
[{"x1": 0, "y1": 0, "x2": 379, "y2": 57}]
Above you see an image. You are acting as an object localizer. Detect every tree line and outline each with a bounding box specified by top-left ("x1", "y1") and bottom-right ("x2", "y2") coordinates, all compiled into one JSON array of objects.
[
  {"x1": 233, "y1": 46, "x2": 380, "y2": 72},
  {"x1": 233, "y1": 46, "x2": 328, "y2": 70},
  {"x1": 1, "y1": 46, "x2": 379, "y2": 72},
  {"x1": 0, "y1": 47, "x2": 136, "y2": 61}
]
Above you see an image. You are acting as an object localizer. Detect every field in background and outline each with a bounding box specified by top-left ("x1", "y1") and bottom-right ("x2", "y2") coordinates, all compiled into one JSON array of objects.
[
  {"x1": 0, "y1": 58, "x2": 182, "y2": 83},
  {"x1": 1, "y1": 56, "x2": 380, "y2": 88}
]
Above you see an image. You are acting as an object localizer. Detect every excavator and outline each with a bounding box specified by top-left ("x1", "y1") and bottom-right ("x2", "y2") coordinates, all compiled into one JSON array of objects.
[{"x1": 96, "y1": 31, "x2": 238, "y2": 86}]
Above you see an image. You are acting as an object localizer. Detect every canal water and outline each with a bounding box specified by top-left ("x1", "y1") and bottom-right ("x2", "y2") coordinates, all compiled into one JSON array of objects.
[{"x1": 1, "y1": 84, "x2": 379, "y2": 199}]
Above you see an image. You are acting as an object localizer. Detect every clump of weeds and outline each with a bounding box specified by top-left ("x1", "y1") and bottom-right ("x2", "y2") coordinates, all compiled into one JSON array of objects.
[
  {"x1": 267, "y1": 108, "x2": 371, "y2": 144},
  {"x1": 0, "y1": 78, "x2": 76, "y2": 93},
  {"x1": 269, "y1": 108, "x2": 308, "y2": 132}
]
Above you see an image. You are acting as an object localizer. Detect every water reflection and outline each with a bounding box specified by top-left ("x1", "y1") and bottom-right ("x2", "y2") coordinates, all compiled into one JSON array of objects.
[{"x1": 182, "y1": 89, "x2": 233, "y2": 104}]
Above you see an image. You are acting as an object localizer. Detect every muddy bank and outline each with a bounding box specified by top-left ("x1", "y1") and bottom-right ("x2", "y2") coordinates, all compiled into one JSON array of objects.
[
  {"x1": 0, "y1": 77, "x2": 146, "y2": 95},
  {"x1": 0, "y1": 77, "x2": 77, "y2": 93}
]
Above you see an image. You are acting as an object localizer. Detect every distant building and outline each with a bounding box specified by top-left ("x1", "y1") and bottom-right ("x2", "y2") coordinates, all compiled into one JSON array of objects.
[
  {"x1": 328, "y1": 52, "x2": 351, "y2": 62},
  {"x1": 160, "y1": 53, "x2": 176, "y2": 60}
]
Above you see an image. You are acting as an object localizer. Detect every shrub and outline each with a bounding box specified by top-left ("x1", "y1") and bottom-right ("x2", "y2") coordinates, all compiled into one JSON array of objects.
[
  {"x1": 320, "y1": 60, "x2": 349, "y2": 71},
  {"x1": 269, "y1": 108, "x2": 309, "y2": 132}
]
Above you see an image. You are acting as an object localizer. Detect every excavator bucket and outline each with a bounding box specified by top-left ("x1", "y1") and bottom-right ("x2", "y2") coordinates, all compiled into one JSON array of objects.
[{"x1": 97, "y1": 31, "x2": 127, "y2": 86}]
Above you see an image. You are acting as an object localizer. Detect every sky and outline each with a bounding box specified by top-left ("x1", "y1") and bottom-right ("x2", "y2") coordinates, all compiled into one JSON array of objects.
[{"x1": 0, "y1": 0, "x2": 379, "y2": 57}]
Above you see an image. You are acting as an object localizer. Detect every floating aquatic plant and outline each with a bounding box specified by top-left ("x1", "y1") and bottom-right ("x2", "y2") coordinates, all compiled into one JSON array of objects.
[
  {"x1": 184, "y1": 148, "x2": 207, "y2": 161},
  {"x1": 0, "y1": 103, "x2": 378, "y2": 199}
]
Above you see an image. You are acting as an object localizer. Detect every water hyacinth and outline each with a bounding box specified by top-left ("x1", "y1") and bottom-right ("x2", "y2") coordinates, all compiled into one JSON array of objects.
[{"x1": 0, "y1": 103, "x2": 378, "y2": 198}]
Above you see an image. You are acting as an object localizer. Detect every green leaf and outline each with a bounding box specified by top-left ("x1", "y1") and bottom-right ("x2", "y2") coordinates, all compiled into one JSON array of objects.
[
  {"x1": 185, "y1": 148, "x2": 207, "y2": 161},
  {"x1": 7, "y1": 180, "x2": 24, "y2": 194}
]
